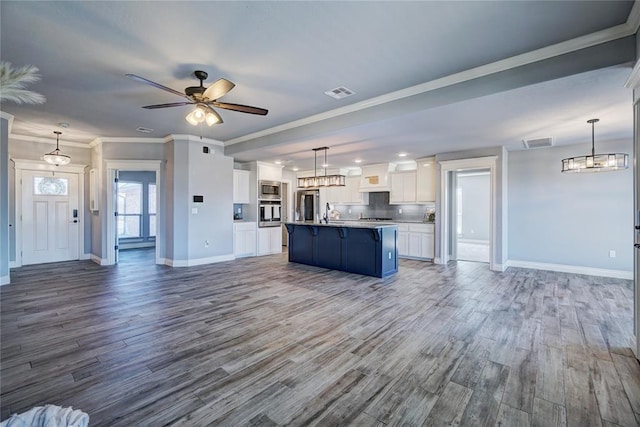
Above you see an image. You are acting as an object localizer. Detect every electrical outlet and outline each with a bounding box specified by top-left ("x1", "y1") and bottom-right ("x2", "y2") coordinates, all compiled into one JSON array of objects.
[
  {"x1": 398, "y1": 208, "x2": 403, "y2": 214},
  {"x1": 388, "y1": 252, "x2": 392, "y2": 259},
  {"x1": 205, "y1": 240, "x2": 210, "y2": 248},
  {"x1": 609, "y1": 250, "x2": 616, "y2": 258},
  {"x1": 348, "y1": 209, "x2": 352, "y2": 214}
]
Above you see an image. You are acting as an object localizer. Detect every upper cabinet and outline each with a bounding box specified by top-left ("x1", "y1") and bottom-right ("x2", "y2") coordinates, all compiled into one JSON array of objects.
[
  {"x1": 390, "y1": 171, "x2": 417, "y2": 204},
  {"x1": 233, "y1": 169, "x2": 251, "y2": 204},
  {"x1": 415, "y1": 156, "x2": 436, "y2": 203},
  {"x1": 325, "y1": 176, "x2": 368, "y2": 205},
  {"x1": 257, "y1": 162, "x2": 283, "y2": 182},
  {"x1": 359, "y1": 163, "x2": 391, "y2": 192}
]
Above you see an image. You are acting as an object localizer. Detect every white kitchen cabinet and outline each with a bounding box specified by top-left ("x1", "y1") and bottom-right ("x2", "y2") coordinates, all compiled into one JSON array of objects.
[
  {"x1": 359, "y1": 163, "x2": 391, "y2": 191},
  {"x1": 257, "y1": 162, "x2": 283, "y2": 182},
  {"x1": 398, "y1": 223, "x2": 434, "y2": 260},
  {"x1": 257, "y1": 226, "x2": 282, "y2": 256},
  {"x1": 416, "y1": 157, "x2": 436, "y2": 203},
  {"x1": 390, "y1": 171, "x2": 417, "y2": 204},
  {"x1": 234, "y1": 222, "x2": 257, "y2": 258},
  {"x1": 233, "y1": 169, "x2": 251, "y2": 204},
  {"x1": 323, "y1": 176, "x2": 368, "y2": 205}
]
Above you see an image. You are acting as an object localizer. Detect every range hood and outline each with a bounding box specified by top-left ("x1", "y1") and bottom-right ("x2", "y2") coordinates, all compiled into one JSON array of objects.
[{"x1": 359, "y1": 163, "x2": 393, "y2": 192}]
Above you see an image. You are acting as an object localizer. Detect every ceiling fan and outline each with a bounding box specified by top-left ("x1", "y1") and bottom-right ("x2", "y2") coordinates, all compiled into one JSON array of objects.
[{"x1": 126, "y1": 70, "x2": 268, "y2": 125}]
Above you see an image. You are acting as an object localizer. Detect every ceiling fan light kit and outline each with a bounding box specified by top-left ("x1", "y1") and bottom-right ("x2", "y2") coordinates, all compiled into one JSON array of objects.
[
  {"x1": 297, "y1": 147, "x2": 346, "y2": 188},
  {"x1": 561, "y1": 118, "x2": 628, "y2": 173},
  {"x1": 43, "y1": 131, "x2": 71, "y2": 166},
  {"x1": 126, "y1": 70, "x2": 267, "y2": 127}
]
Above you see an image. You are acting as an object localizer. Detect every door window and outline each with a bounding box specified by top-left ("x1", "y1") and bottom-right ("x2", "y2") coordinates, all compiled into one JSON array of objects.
[
  {"x1": 33, "y1": 177, "x2": 68, "y2": 195},
  {"x1": 117, "y1": 182, "x2": 142, "y2": 238}
]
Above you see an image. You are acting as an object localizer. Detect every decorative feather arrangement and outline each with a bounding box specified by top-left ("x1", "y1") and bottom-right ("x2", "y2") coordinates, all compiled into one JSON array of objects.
[{"x1": 0, "y1": 61, "x2": 46, "y2": 104}]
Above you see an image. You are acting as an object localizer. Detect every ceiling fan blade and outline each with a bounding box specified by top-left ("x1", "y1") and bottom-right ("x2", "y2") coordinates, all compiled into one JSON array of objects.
[
  {"x1": 142, "y1": 102, "x2": 194, "y2": 109},
  {"x1": 211, "y1": 102, "x2": 268, "y2": 115},
  {"x1": 126, "y1": 73, "x2": 189, "y2": 99},
  {"x1": 202, "y1": 78, "x2": 235, "y2": 101}
]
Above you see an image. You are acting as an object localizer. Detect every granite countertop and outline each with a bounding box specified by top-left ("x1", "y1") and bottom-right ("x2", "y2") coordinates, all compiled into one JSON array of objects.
[
  {"x1": 334, "y1": 219, "x2": 435, "y2": 225},
  {"x1": 286, "y1": 221, "x2": 398, "y2": 229}
]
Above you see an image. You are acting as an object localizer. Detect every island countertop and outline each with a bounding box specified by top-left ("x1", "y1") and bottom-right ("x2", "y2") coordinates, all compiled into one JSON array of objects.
[{"x1": 285, "y1": 221, "x2": 398, "y2": 229}]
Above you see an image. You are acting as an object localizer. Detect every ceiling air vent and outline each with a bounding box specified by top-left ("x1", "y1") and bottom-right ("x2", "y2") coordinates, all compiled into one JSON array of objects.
[
  {"x1": 324, "y1": 86, "x2": 355, "y2": 100},
  {"x1": 136, "y1": 126, "x2": 154, "y2": 134},
  {"x1": 523, "y1": 137, "x2": 553, "y2": 149}
]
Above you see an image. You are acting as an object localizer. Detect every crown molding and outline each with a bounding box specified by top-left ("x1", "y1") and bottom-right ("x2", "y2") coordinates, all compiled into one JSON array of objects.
[
  {"x1": 225, "y1": 21, "x2": 637, "y2": 147},
  {"x1": 164, "y1": 134, "x2": 224, "y2": 146},
  {"x1": 10, "y1": 133, "x2": 90, "y2": 148}
]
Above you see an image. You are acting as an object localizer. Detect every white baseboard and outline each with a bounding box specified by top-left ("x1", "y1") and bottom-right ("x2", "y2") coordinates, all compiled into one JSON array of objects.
[
  {"x1": 90, "y1": 254, "x2": 108, "y2": 265},
  {"x1": 507, "y1": 260, "x2": 633, "y2": 280},
  {"x1": 80, "y1": 253, "x2": 91, "y2": 260},
  {"x1": 9, "y1": 261, "x2": 18, "y2": 269},
  {"x1": 165, "y1": 254, "x2": 235, "y2": 267},
  {"x1": 0, "y1": 275, "x2": 10, "y2": 285},
  {"x1": 492, "y1": 263, "x2": 507, "y2": 272},
  {"x1": 434, "y1": 257, "x2": 443, "y2": 264}
]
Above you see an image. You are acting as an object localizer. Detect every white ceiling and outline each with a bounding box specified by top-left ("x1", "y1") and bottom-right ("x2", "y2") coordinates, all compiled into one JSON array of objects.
[{"x1": 0, "y1": 1, "x2": 637, "y2": 171}]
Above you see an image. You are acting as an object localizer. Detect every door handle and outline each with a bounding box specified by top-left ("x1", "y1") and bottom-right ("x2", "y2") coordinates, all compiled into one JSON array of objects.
[
  {"x1": 635, "y1": 243, "x2": 640, "y2": 249},
  {"x1": 70, "y1": 220, "x2": 78, "y2": 223}
]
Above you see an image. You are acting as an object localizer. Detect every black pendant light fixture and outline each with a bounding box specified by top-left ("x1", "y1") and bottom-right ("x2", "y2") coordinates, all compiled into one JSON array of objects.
[
  {"x1": 561, "y1": 119, "x2": 628, "y2": 173},
  {"x1": 297, "y1": 147, "x2": 346, "y2": 188},
  {"x1": 43, "y1": 131, "x2": 71, "y2": 166}
]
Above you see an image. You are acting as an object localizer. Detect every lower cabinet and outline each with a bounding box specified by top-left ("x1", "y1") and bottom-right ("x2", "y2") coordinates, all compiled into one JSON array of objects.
[
  {"x1": 234, "y1": 222, "x2": 257, "y2": 258},
  {"x1": 257, "y1": 226, "x2": 282, "y2": 256},
  {"x1": 397, "y1": 223, "x2": 434, "y2": 260}
]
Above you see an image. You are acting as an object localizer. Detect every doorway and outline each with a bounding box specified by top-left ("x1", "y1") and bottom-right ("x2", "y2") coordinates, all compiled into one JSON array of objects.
[
  {"x1": 105, "y1": 160, "x2": 162, "y2": 266},
  {"x1": 13, "y1": 160, "x2": 86, "y2": 267},
  {"x1": 438, "y1": 156, "x2": 497, "y2": 270},
  {"x1": 116, "y1": 171, "x2": 157, "y2": 264},
  {"x1": 454, "y1": 170, "x2": 490, "y2": 263}
]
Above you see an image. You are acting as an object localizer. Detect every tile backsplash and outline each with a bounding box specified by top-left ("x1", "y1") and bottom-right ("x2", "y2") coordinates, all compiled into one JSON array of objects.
[{"x1": 331, "y1": 192, "x2": 434, "y2": 222}]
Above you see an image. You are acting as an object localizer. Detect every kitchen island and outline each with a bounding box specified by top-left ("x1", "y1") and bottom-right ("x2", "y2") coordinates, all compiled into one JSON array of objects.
[{"x1": 284, "y1": 222, "x2": 398, "y2": 278}]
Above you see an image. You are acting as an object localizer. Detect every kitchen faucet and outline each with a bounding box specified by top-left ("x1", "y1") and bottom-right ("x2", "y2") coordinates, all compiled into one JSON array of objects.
[{"x1": 323, "y1": 202, "x2": 330, "y2": 224}]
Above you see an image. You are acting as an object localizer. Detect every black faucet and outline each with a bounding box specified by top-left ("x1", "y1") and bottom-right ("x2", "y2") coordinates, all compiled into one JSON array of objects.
[{"x1": 323, "y1": 202, "x2": 330, "y2": 224}]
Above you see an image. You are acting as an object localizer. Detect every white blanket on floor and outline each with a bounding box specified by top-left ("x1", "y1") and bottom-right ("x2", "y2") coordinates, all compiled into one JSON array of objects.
[{"x1": 0, "y1": 405, "x2": 89, "y2": 427}]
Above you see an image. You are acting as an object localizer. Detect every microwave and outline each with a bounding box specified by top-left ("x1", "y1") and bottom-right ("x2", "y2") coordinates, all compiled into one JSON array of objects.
[{"x1": 259, "y1": 180, "x2": 281, "y2": 200}]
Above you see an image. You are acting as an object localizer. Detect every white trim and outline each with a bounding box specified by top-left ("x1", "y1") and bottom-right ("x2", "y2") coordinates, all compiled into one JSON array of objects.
[
  {"x1": 87, "y1": 135, "x2": 225, "y2": 148},
  {"x1": 90, "y1": 253, "x2": 107, "y2": 265},
  {"x1": 9, "y1": 261, "x2": 18, "y2": 269},
  {"x1": 80, "y1": 253, "x2": 91, "y2": 260},
  {"x1": 492, "y1": 263, "x2": 507, "y2": 272},
  {"x1": 0, "y1": 112, "x2": 14, "y2": 133},
  {"x1": 226, "y1": 24, "x2": 635, "y2": 147},
  {"x1": 164, "y1": 134, "x2": 224, "y2": 146},
  {"x1": 10, "y1": 134, "x2": 90, "y2": 148},
  {"x1": 434, "y1": 257, "x2": 442, "y2": 264},
  {"x1": 627, "y1": 0, "x2": 640, "y2": 33},
  {"x1": 507, "y1": 260, "x2": 633, "y2": 280},
  {"x1": 164, "y1": 254, "x2": 235, "y2": 267},
  {"x1": 438, "y1": 156, "x2": 498, "y2": 271},
  {"x1": 13, "y1": 160, "x2": 86, "y2": 267},
  {"x1": 12, "y1": 159, "x2": 87, "y2": 174},
  {"x1": 0, "y1": 275, "x2": 9, "y2": 285},
  {"x1": 105, "y1": 159, "x2": 162, "y2": 266}
]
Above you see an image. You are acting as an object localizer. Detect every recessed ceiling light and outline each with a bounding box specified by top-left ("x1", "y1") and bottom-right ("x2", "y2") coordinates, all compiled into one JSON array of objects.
[
  {"x1": 58, "y1": 122, "x2": 70, "y2": 128},
  {"x1": 355, "y1": 159, "x2": 362, "y2": 163},
  {"x1": 398, "y1": 152, "x2": 408, "y2": 157},
  {"x1": 292, "y1": 167, "x2": 299, "y2": 172},
  {"x1": 136, "y1": 126, "x2": 154, "y2": 133},
  {"x1": 275, "y1": 160, "x2": 282, "y2": 165},
  {"x1": 322, "y1": 163, "x2": 329, "y2": 168}
]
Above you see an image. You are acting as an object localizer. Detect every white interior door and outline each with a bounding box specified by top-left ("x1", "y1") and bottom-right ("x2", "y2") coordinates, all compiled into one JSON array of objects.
[{"x1": 22, "y1": 170, "x2": 79, "y2": 265}]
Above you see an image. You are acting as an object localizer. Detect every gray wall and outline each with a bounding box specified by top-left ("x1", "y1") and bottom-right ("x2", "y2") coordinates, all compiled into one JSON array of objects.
[
  {"x1": 187, "y1": 141, "x2": 233, "y2": 260},
  {"x1": 0, "y1": 117, "x2": 9, "y2": 282},
  {"x1": 457, "y1": 172, "x2": 490, "y2": 241},
  {"x1": 508, "y1": 138, "x2": 633, "y2": 271}
]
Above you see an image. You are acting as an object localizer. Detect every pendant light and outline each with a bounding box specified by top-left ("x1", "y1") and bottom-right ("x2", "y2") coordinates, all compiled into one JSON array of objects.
[
  {"x1": 43, "y1": 131, "x2": 71, "y2": 166},
  {"x1": 297, "y1": 147, "x2": 346, "y2": 188},
  {"x1": 561, "y1": 119, "x2": 628, "y2": 173}
]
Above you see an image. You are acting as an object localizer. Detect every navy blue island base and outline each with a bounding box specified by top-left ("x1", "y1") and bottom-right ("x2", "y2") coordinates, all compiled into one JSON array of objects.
[{"x1": 284, "y1": 222, "x2": 398, "y2": 278}]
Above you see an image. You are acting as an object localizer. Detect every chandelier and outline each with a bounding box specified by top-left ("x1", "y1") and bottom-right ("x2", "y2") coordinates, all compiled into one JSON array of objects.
[
  {"x1": 43, "y1": 131, "x2": 71, "y2": 166},
  {"x1": 297, "y1": 147, "x2": 346, "y2": 188},
  {"x1": 561, "y1": 119, "x2": 628, "y2": 173}
]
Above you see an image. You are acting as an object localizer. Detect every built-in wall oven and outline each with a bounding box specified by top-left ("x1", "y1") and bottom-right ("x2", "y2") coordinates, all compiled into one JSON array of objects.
[
  {"x1": 259, "y1": 200, "x2": 282, "y2": 227},
  {"x1": 259, "y1": 180, "x2": 281, "y2": 200}
]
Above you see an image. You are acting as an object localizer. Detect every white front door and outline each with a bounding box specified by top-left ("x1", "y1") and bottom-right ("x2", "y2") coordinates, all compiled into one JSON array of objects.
[{"x1": 22, "y1": 170, "x2": 80, "y2": 265}]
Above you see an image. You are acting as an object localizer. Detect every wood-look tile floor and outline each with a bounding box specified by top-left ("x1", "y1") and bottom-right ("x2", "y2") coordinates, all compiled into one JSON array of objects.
[{"x1": 1, "y1": 250, "x2": 639, "y2": 427}]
